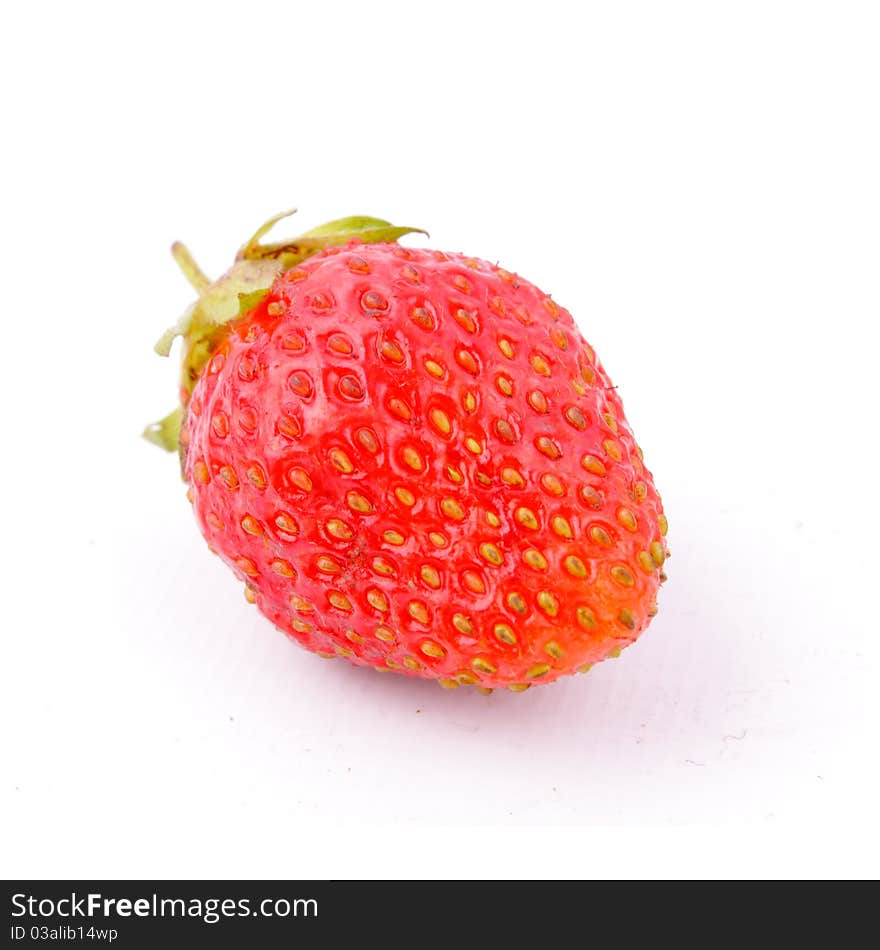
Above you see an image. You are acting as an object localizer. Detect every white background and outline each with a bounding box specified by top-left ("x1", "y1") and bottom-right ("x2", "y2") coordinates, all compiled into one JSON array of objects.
[{"x1": 2, "y1": 0, "x2": 878, "y2": 879}]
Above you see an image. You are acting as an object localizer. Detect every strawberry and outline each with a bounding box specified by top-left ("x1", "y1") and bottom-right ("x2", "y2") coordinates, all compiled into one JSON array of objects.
[{"x1": 147, "y1": 210, "x2": 667, "y2": 691}]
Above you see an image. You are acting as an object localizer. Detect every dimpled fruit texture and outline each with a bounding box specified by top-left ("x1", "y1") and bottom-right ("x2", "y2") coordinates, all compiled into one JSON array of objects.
[{"x1": 183, "y1": 242, "x2": 667, "y2": 690}]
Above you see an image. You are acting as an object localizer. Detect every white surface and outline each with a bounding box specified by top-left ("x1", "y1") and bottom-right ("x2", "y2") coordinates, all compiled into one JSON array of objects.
[{"x1": 2, "y1": 0, "x2": 878, "y2": 879}]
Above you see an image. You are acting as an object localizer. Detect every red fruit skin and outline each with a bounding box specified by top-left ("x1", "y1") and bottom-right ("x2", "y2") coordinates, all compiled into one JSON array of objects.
[{"x1": 183, "y1": 243, "x2": 667, "y2": 689}]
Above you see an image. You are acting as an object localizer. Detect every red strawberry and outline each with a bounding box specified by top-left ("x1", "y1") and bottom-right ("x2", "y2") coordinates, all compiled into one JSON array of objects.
[{"x1": 147, "y1": 210, "x2": 668, "y2": 691}]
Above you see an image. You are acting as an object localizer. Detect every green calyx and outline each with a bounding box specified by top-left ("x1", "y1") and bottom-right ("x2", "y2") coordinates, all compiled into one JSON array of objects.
[
  {"x1": 142, "y1": 407, "x2": 182, "y2": 452},
  {"x1": 144, "y1": 209, "x2": 426, "y2": 453}
]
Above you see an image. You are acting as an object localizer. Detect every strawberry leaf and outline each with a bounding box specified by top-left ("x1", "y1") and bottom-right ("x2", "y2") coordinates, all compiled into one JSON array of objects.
[
  {"x1": 142, "y1": 408, "x2": 181, "y2": 452},
  {"x1": 147, "y1": 208, "x2": 428, "y2": 454},
  {"x1": 242, "y1": 212, "x2": 427, "y2": 261},
  {"x1": 236, "y1": 288, "x2": 271, "y2": 316}
]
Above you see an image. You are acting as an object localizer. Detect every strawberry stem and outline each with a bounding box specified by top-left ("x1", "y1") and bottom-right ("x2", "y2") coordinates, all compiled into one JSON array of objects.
[{"x1": 146, "y1": 208, "x2": 427, "y2": 456}]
